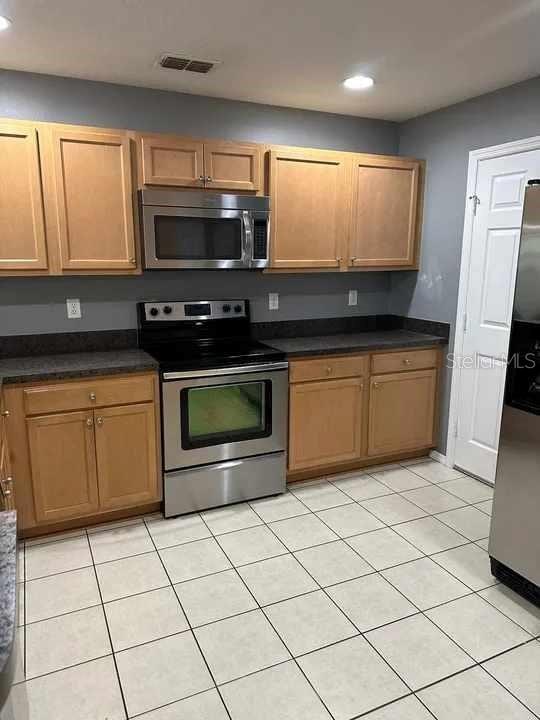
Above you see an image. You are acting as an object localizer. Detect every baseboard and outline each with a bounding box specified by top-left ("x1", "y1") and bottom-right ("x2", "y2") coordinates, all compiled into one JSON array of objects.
[{"x1": 429, "y1": 449, "x2": 448, "y2": 465}]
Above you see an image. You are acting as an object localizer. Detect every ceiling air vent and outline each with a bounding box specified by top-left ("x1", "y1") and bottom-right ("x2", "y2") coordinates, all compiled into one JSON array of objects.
[{"x1": 159, "y1": 55, "x2": 216, "y2": 74}]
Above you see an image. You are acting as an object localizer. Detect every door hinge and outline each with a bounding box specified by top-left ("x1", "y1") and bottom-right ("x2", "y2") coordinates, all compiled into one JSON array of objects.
[
  {"x1": 469, "y1": 194, "x2": 480, "y2": 215},
  {"x1": 463, "y1": 312, "x2": 467, "y2": 333},
  {"x1": 454, "y1": 419, "x2": 459, "y2": 438}
]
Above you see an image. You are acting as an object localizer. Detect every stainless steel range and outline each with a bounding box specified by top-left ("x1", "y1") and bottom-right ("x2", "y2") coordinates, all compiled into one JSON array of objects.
[{"x1": 138, "y1": 300, "x2": 288, "y2": 517}]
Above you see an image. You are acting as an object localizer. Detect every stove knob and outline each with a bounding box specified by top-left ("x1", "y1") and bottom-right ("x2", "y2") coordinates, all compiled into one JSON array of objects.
[
  {"x1": 163, "y1": 305, "x2": 173, "y2": 315},
  {"x1": 149, "y1": 307, "x2": 159, "y2": 317},
  {"x1": 234, "y1": 304, "x2": 242, "y2": 314},
  {"x1": 222, "y1": 304, "x2": 231, "y2": 313}
]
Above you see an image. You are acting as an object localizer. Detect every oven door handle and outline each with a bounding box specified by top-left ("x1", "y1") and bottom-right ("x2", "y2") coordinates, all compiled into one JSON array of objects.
[{"x1": 162, "y1": 361, "x2": 289, "y2": 381}]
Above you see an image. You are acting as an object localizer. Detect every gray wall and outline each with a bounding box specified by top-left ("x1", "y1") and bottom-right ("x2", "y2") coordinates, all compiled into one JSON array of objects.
[
  {"x1": 392, "y1": 75, "x2": 540, "y2": 452},
  {"x1": 0, "y1": 70, "x2": 397, "y2": 336}
]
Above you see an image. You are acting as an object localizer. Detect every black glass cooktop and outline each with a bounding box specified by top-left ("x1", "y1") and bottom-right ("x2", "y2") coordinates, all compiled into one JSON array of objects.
[{"x1": 142, "y1": 337, "x2": 285, "y2": 372}]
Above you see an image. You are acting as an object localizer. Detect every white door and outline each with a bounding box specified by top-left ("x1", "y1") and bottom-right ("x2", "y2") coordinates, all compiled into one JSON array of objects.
[{"x1": 454, "y1": 149, "x2": 540, "y2": 483}]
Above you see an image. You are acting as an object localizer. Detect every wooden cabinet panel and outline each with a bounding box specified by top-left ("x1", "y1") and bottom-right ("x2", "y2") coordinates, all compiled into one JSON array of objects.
[
  {"x1": 49, "y1": 127, "x2": 136, "y2": 270},
  {"x1": 349, "y1": 155, "x2": 421, "y2": 268},
  {"x1": 94, "y1": 403, "x2": 158, "y2": 510},
  {"x1": 289, "y1": 378, "x2": 364, "y2": 471},
  {"x1": 371, "y1": 348, "x2": 439, "y2": 375},
  {"x1": 0, "y1": 122, "x2": 49, "y2": 272},
  {"x1": 27, "y1": 411, "x2": 99, "y2": 523},
  {"x1": 24, "y1": 374, "x2": 154, "y2": 416},
  {"x1": 0, "y1": 392, "x2": 14, "y2": 511},
  {"x1": 368, "y1": 369, "x2": 436, "y2": 456},
  {"x1": 140, "y1": 135, "x2": 205, "y2": 187},
  {"x1": 269, "y1": 148, "x2": 349, "y2": 269},
  {"x1": 204, "y1": 142, "x2": 261, "y2": 191},
  {"x1": 289, "y1": 354, "x2": 368, "y2": 383}
]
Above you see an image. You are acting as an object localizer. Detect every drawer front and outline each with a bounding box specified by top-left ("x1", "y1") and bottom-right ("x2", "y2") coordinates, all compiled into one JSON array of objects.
[
  {"x1": 23, "y1": 374, "x2": 155, "y2": 415},
  {"x1": 371, "y1": 348, "x2": 439, "y2": 375},
  {"x1": 290, "y1": 354, "x2": 368, "y2": 383}
]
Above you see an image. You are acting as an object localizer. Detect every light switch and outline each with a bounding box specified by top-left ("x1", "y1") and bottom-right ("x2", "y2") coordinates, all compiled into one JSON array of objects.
[
  {"x1": 348, "y1": 289, "x2": 358, "y2": 306},
  {"x1": 269, "y1": 293, "x2": 279, "y2": 311}
]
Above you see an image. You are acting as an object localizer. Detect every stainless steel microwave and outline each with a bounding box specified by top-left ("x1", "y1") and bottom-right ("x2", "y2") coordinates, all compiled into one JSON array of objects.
[{"x1": 140, "y1": 190, "x2": 270, "y2": 269}]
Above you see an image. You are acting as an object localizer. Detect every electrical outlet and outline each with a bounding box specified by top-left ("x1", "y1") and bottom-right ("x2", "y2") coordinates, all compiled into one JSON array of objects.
[
  {"x1": 66, "y1": 298, "x2": 82, "y2": 319},
  {"x1": 268, "y1": 292, "x2": 279, "y2": 311},
  {"x1": 348, "y1": 289, "x2": 358, "y2": 306}
]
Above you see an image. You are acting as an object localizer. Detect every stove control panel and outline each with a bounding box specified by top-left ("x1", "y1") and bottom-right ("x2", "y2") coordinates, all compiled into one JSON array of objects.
[{"x1": 143, "y1": 300, "x2": 247, "y2": 321}]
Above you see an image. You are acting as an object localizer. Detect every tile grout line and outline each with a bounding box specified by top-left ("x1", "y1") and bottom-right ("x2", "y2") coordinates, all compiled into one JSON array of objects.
[
  {"x1": 85, "y1": 527, "x2": 131, "y2": 720},
  {"x1": 142, "y1": 515, "x2": 235, "y2": 720},
  {"x1": 196, "y1": 510, "x2": 341, "y2": 720}
]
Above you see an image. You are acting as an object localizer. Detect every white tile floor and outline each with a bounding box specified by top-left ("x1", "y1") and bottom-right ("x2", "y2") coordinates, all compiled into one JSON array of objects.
[{"x1": 3, "y1": 457, "x2": 540, "y2": 720}]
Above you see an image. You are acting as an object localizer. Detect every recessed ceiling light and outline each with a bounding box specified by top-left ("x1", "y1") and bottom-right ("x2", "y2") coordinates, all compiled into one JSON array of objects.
[
  {"x1": 343, "y1": 75, "x2": 374, "y2": 90},
  {"x1": 0, "y1": 15, "x2": 12, "y2": 30}
]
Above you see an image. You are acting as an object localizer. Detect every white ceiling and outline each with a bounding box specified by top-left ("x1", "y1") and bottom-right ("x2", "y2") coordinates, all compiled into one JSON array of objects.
[{"x1": 1, "y1": 0, "x2": 540, "y2": 120}]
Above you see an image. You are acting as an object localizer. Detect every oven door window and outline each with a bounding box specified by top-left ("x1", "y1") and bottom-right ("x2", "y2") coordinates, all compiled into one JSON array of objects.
[
  {"x1": 181, "y1": 380, "x2": 272, "y2": 449},
  {"x1": 154, "y1": 215, "x2": 243, "y2": 260}
]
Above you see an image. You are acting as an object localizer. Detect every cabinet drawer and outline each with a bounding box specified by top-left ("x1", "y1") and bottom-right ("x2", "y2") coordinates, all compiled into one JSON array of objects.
[
  {"x1": 289, "y1": 354, "x2": 368, "y2": 383},
  {"x1": 371, "y1": 348, "x2": 439, "y2": 375},
  {"x1": 23, "y1": 374, "x2": 155, "y2": 416}
]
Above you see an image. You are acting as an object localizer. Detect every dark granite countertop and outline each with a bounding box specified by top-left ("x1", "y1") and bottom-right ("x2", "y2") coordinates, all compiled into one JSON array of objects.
[
  {"x1": 267, "y1": 329, "x2": 447, "y2": 357},
  {"x1": 0, "y1": 349, "x2": 158, "y2": 385},
  {"x1": 0, "y1": 511, "x2": 16, "y2": 706}
]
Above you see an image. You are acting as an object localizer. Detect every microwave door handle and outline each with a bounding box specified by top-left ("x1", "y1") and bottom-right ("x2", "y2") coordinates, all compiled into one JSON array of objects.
[{"x1": 242, "y1": 211, "x2": 254, "y2": 267}]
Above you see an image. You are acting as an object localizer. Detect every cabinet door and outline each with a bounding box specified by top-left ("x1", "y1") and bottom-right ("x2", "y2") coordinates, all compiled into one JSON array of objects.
[
  {"x1": 94, "y1": 403, "x2": 158, "y2": 511},
  {"x1": 140, "y1": 134, "x2": 205, "y2": 187},
  {"x1": 0, "y1": 122, "x2": 48, "y2": 272},
  {"x1": 368, "y1": 369, "x2": 436, "y2": 456},
  {"x1": 269, "y1": 148, "x2": 349, "y2": 269},
  {"x1": 349, "y1": 155, "x2": 421, "y2": 268},
  {"x1": 27, "y1": 411, "x2": 99, "y2": 523},
  {"x1": 289, "y1": 378, "x2": 364, "y2": 471},
  {"x1": 49, "y1": 127, "x2": 137, "y2": 271},
  {"x1": 204, "y1": 142, "x2": 261, "y2": 191}
]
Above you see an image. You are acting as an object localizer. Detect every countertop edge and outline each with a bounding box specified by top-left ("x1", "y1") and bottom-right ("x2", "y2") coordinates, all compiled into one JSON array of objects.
[{"x1": 267, "y1": 333, "x2": 447, "y2": 358}]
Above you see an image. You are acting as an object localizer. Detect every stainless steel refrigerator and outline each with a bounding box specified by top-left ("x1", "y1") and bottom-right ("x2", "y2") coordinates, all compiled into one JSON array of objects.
[{"x1": 489, "y1": 179, "x2": 540, "y2": 605}]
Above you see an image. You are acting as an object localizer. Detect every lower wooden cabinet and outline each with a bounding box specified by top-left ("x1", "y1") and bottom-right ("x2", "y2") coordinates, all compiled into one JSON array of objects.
[
  {"x1": 94, "y1": 403, "x2": 157, "y2": 511},
  {"x1": 289, "y1": 377, "x2": 364, "y2": 471},
  {"x1": 27, "y1": 410, "x2": 99, "y2": 523},
  {"x1": 367, "y1": 369, "x2": 437, "y2": 456},
  {"x1": 4, "y1": 371, "x2": 161, "y2": 533},
  {"x1": 288, "y1": 348, "x2": 440, "y2": 479}
]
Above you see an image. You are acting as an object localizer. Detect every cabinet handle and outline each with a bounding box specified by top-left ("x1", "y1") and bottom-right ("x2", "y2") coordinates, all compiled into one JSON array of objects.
[
  {"x1": 350, "y1": 256, "x2": 356, "y2": 263},
  {"x1": 326, "y1": 366, "x2": 332, "y2": 375},
  {"x1": 86, "y1": 417, "x2": 93, "y2": 428},
  {"x1": 403, "y1": 358, "x2": 412, "y2": 365},
  {"x1": 1, "y1": 410, "x2": 9, "y2": 417},
  {"x1": 89, "y1": 392, "x2": 96, "y2": 402},
  {"x1": 96, "y1": 416, "x2": 104, "y2": 426},
  {"x1": 336, "y1": 256, "x2": 342, "y2": 263},
  {"x1": 359, "y1": 383, "x2": 363, "y2": 391},
  {"x1": 206, "y1": 176, "x2": 212, "y2": 182},
  {"x1": 129, "y1": 257, "x2": 135, "y2": 264},
  {"x1": 373, "y1": 382, "x2": 379, "y2": 389},
  {"x1": 199, "y1": 175, "x2": 205, "y2": 182},
  {"x1": 1, "y1": 477, "x2": 13, "y2": 497}
]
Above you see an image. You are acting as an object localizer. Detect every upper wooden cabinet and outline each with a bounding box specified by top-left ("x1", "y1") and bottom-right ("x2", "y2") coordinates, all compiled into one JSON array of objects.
[
  {"x1": 47, "y1": 127, "x2": 137, "y2": 271},
  {"x1": 348, "y1": 155, "x2": 422, "y2": 268},
  {"x1": 268, "y1": 147, "x2": 349, "y2": 269},
  {"x1": 139, "y1": 135, "x2": 261, "y2": 192},
  {"x1": 140, "y1": 135, "x2": 204, "y2": 188},
  {"x1": 0, "y1": 122, "x2": 49, "y2": 272}
]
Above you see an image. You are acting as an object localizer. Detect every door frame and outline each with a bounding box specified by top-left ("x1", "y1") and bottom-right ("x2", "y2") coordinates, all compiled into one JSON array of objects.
[{"x1": 446, "y1": 134, "x2": 540, "y2": 476}]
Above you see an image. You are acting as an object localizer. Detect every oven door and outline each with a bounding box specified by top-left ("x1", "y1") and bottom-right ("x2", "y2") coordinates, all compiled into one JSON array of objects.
[
  {"x1": 143, "y1": 206, "x2": 251, "y2": 269},
  {"x1": 162, "y1": 363, "x2": 288, "y2": 471}
]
